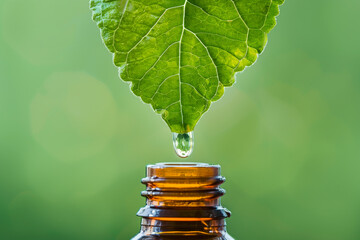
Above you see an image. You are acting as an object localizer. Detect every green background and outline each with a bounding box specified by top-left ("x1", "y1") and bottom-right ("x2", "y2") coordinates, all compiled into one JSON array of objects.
[{"x1": 0, "y1": 1, "x2": 359, "y2": 239}]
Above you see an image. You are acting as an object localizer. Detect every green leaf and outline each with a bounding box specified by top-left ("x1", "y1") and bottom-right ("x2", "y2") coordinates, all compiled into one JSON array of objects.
[{"x1": 90, "y1": 0, "x2": 284, "y2": 133}]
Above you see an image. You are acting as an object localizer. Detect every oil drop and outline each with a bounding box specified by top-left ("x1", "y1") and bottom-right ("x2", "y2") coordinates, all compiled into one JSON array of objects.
[{"x1": 172, "y1": 131, "x2": 194, "y2": 158}]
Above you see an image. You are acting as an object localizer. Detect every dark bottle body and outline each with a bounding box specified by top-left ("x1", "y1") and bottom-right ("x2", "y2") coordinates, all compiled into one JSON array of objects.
[
  {"x1": 133, "y1": 234, "x2": 234, "y2": 239},
  {"x1": 132, "y1": 163, "x2": 234, "y2": 239}
]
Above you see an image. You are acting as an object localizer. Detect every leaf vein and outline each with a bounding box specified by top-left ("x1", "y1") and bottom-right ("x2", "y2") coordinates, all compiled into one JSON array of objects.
[
  {"x1": 137, "y1": 41, "x2": 179, "y2": 83},
  {"x1": 150, "y1": 74, "x2": 180, "y2": 100},
  {"x1": 182, "y1": 82, "x2": 208, "y2": 101},
  {"x1": 184, "y1": 28, "x2": 220, "y2": 99},
  {"x1": 230, "y1": 0, "x2": 249, "y2": 29}
]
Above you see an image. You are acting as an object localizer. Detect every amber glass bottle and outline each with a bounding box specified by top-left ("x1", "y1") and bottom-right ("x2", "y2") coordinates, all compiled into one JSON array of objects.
[{"x1": 132, "y1": 163, "x2": 234, "y2": 240}]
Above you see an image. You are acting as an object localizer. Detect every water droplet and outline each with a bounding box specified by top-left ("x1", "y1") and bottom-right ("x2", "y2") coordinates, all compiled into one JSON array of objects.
[{"x1": 172, "y1": 131, "x2": 194, "y2": 158}]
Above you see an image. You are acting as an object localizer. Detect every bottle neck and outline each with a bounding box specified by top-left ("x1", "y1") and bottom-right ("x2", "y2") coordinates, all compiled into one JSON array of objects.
[
  {"x1": 136, "y1": 163, "x2": 231, "y2": 236},
  {"x1": 140, "y1": 218, "x2": 227, "y2": 237}
]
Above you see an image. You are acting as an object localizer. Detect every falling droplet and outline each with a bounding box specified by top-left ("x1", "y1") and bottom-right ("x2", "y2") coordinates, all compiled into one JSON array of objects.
[{"x1": 172, "y1": 131, "x2": 194, "y2": 158}]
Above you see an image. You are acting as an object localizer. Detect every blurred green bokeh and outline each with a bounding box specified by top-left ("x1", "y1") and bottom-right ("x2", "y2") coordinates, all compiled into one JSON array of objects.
[{"x1": 1, "y1": 1, "x2": 359, "y2": 240}]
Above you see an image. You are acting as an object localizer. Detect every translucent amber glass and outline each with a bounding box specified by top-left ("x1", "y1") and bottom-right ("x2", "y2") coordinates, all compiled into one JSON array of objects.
[{"x1": 132, "y1": 163, "x2": 234, "y2": 240}]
